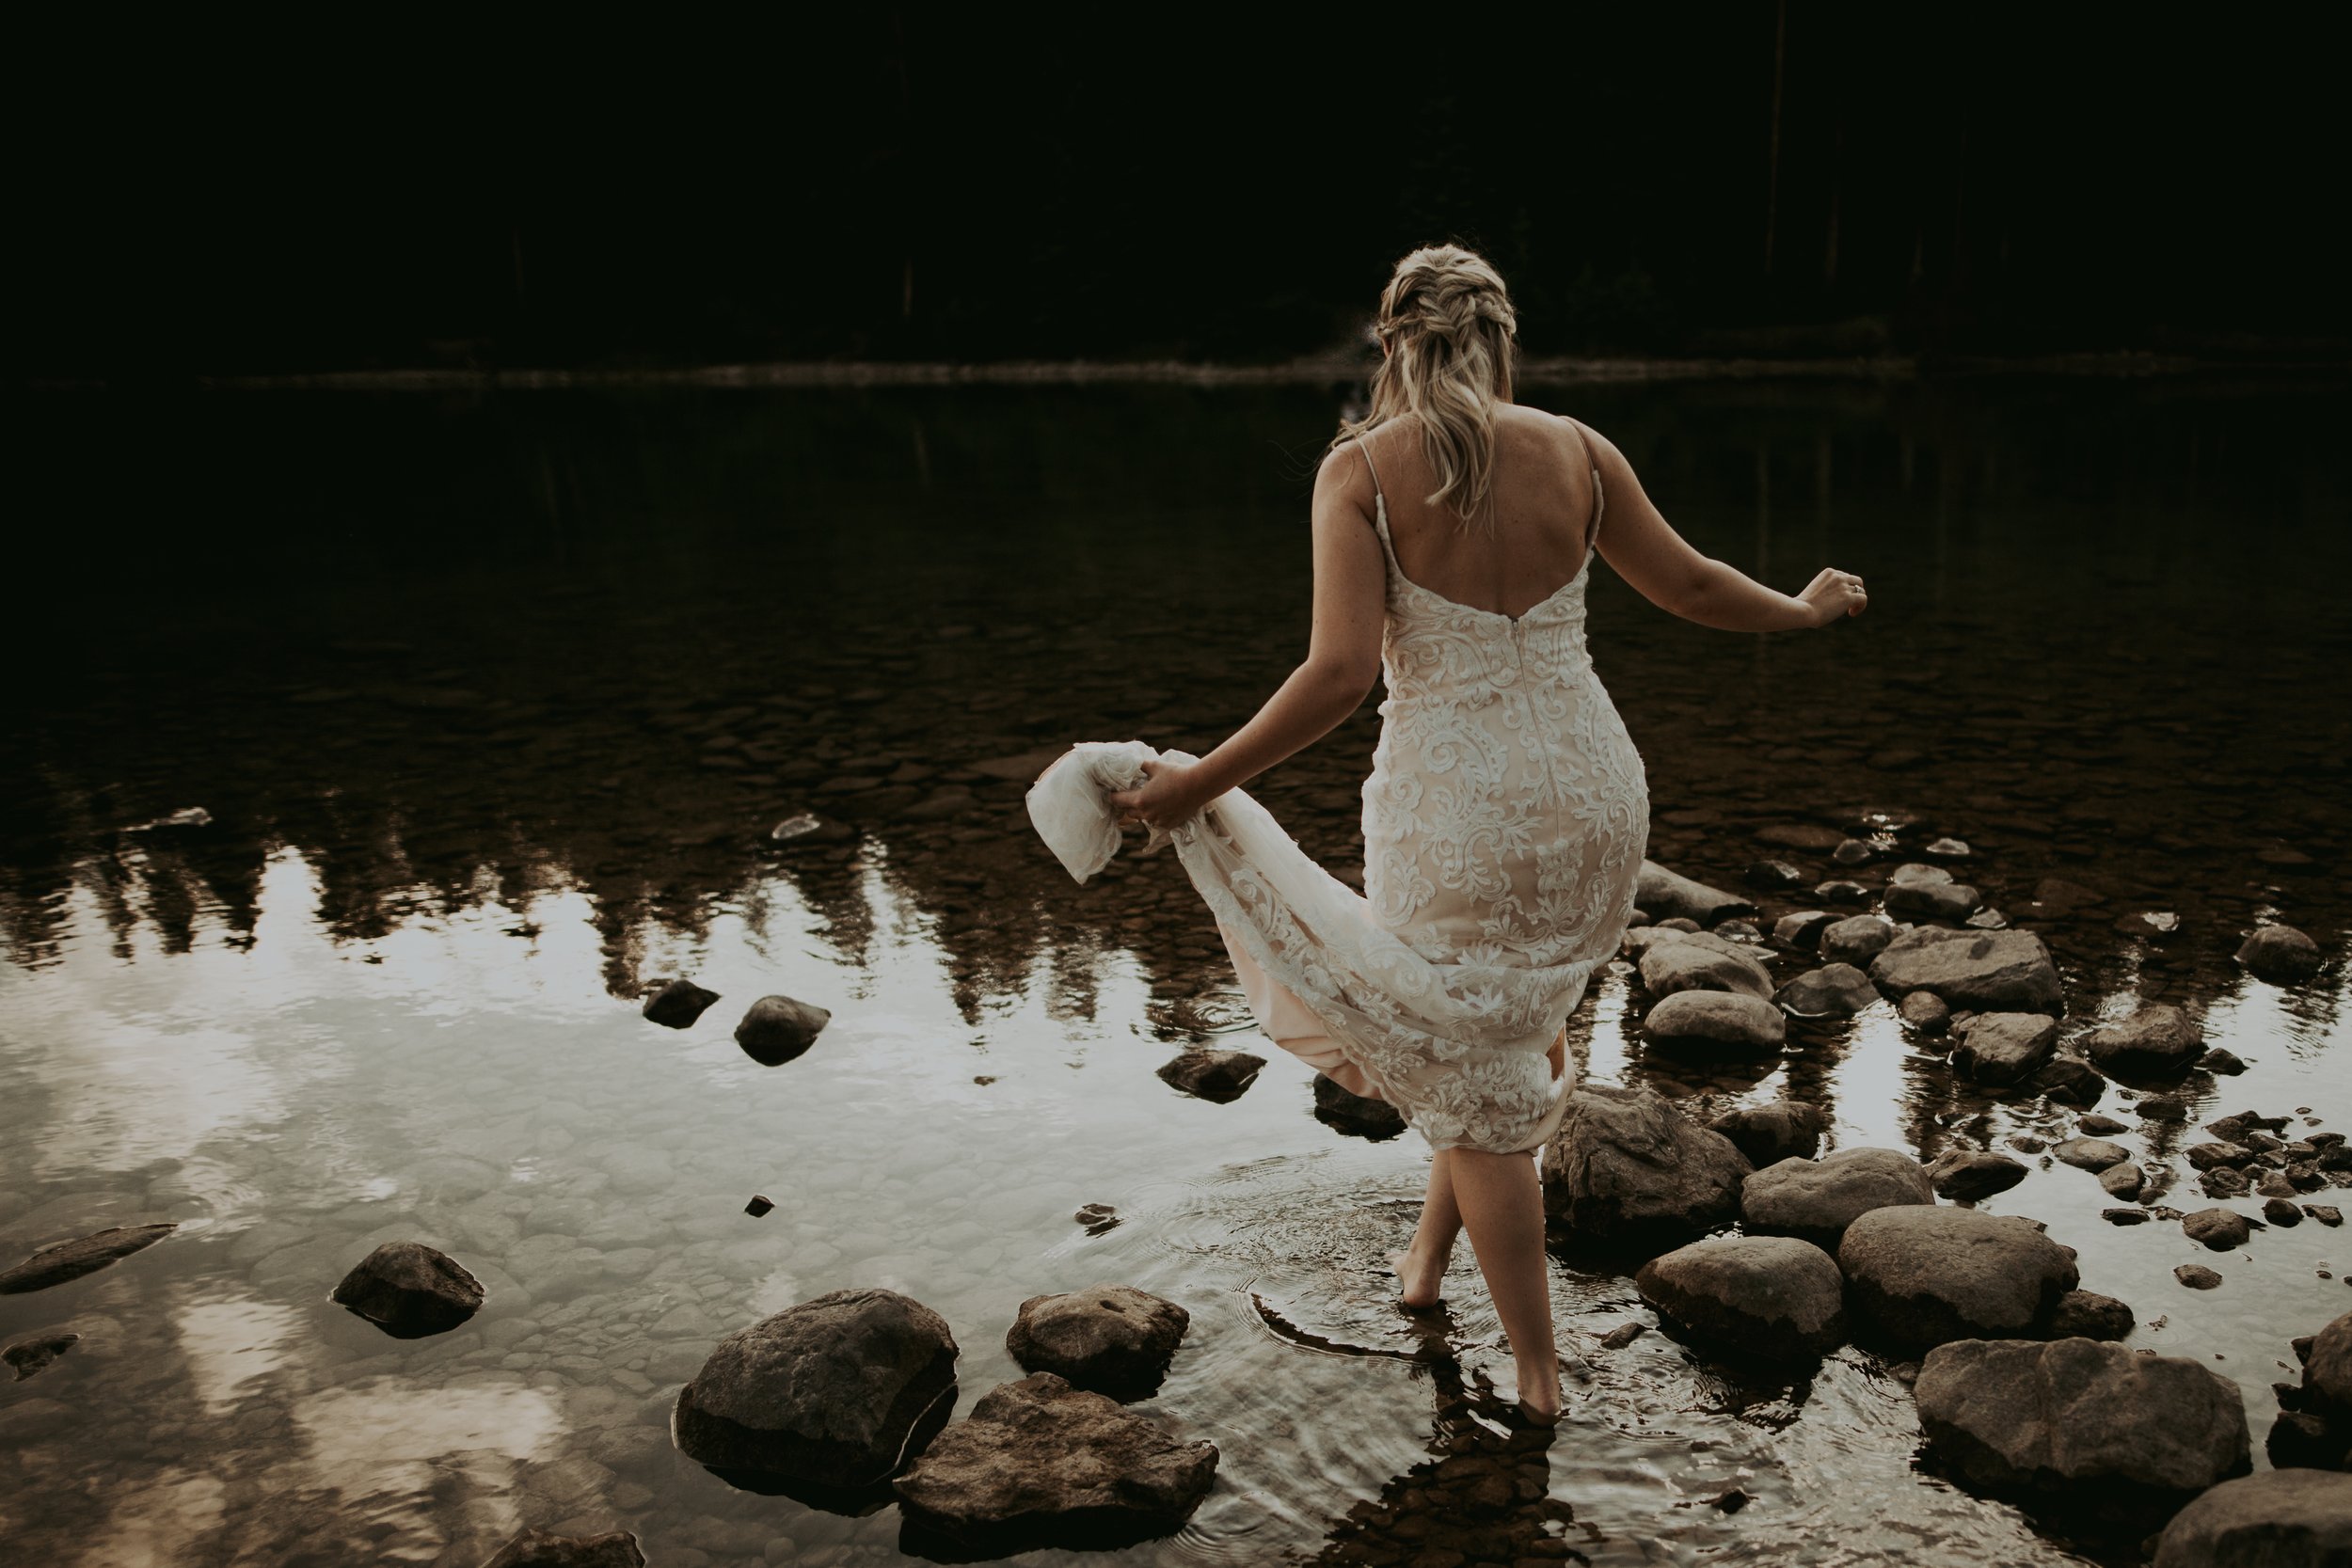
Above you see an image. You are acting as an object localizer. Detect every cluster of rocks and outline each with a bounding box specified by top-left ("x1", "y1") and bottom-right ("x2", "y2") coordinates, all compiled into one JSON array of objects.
[
  {"x1": 670, "y1": 1282, "x2": 1216, "y2": 1553},
  {"x1": 1537, "y1": 1080, "x2": 2352, "y2": 1547},
  {"x1": 639, "y1": 976, "x2": 832, "y2": 1067}
]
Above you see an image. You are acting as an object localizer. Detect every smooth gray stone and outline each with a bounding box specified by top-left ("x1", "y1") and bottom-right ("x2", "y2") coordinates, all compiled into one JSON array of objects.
[
  {"x1": 1951, "y1": 1012, "x2": 2058, "y2": 1085},
  {"x1": 2182, "y1": 1208, "x2": 2251, "y2": 1251},
  {"x1": 2079, "y1": 1004, "x2": 2204, "y2": 1076},
  {"x1": 1641, "y1": 990, "x2": 1786, "y2": 1053},
  {"x1": 1867, "y1": 927, "x2": 2065, "y2": 1015},
  {"x1": 1917, "y1": 1338, "x2": 2249, "y2": 1508},
  {"x1": 1637, "y1": 939, "x2": 1774, "y2": 1003},
  {"x1": 2051, "y1": 1137, "x2": 2132, "y2": 1172},
  {"x1": 1884, "y1": 879, "x2": 1980, "y2": 922},
  {"x1": 2154, "y1": 1469, "x2": 2352, "y2": 1568},
  {"x1": 1820, "y1": 914, "x2": 1899, "y2": 966},
  {"x1": 735, "y1": 994, "x2": 832, "y2": 1066},
  {"x1": 1837, "y1": 1207, "x2": 2079, "y2": 1353},
  {"x1": 2047, "y1": 1291, "x2": 2134, "y2": 1340},
  {"x1": 0, "y1": 1224, "x2": 177, "y2": 1294},
  {"x1": 1774, "y1": 963, "x2": 1878, "y2": 1016},
  {"x1": 1634, "y1": 1234, "x2": 1847, "y2": 1363},
  {"x1": 2235, "y1": 924, "x2": 2322, "y2": 982},
  {"x1": 1929, "y1": 1149, "x2": 2027, "y2": 1201},
  {"x1": 1743, "y1": 1148, "x2": 1935, "y2": 1250},
  {"x1": 1708, "y1": 1101, "x2": 1826, "y2": 1167},
  {"x1": 1004, "y1": 1283, "x2": 1188, "y2": 1402},
  {"x1": 1634, "y1": 859, "x2": 1758, "y2": 927}
]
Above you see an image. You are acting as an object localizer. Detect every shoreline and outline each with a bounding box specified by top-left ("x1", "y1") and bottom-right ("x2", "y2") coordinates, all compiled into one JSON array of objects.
[{"x1": 24, "y1": 350, "x2": 2352, "y2": 394}]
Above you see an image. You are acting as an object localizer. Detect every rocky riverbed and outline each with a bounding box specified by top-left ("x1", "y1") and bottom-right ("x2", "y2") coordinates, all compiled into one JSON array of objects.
[{"x1": 5, "y1": 377, "x2": 2349, "y2": 1563}]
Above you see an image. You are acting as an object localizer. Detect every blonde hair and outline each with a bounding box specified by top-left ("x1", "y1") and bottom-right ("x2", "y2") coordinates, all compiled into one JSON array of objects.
[{"x1": 1335, "y1": 244, "x2": 1519, "y2": 532}]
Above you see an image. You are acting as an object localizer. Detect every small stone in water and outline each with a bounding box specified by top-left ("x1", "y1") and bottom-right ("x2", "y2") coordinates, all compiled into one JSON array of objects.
[
  {"x1": 1832, "y1": 838, "x2": 1874, "y2": 865},
  {"x1": 744, "y1": 1195, "x2": 774, "y2": 1218},
  {"x1": 1815, "y1": 879, "x2": 1873, "y2": 905},
  {"x1": 2200, "y1": 1048, "x2": 2248, "y2": 1075},
  {"x1": 2103, "y1": 1208, "x2": 2151, "y2": 1226},
  {"x1": 2305, "y1": 1205, "x2": 2343, "y2": 1227},
  {"x1": 1746, "y1": 859, "x2": 1807, "y2": 889},
  {"x1": 641, "y1": 977, "x2": 720, "y2": 1029},
  {"x1": 2135, "y1": 1095, "x2": 2188, "y2": 1122},
  {"x1": 1924, "y1": 837, "x2": 1971, "y2": 858},
  {"x1": 4, "y1": 1333, "x2": 78, "y2": 1381},
  {"x1": 1964, "y1": 908, "x2": 2009, "y2": 929},
  {"x1": 2174, "y1": 1263, "x2": 2223, "y2": 1290},
  {"x1": 2264, "y1": 1197, "x2": 2303, "y2": 1227},
  {"x1": 1598, "y1": 1322, "x2": 1646, "y2": 1350}
]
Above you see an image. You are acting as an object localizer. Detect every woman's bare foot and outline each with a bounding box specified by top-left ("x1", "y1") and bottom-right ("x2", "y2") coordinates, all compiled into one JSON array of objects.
[{"x1": 1387, "y1": 1247, "x2": 1446, "y2": 1309}]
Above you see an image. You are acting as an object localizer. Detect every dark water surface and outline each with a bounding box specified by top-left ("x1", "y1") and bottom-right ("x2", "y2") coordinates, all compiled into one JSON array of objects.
[{"x1": 4, "y1": 378, "x2": 2349, "y2": 1566}]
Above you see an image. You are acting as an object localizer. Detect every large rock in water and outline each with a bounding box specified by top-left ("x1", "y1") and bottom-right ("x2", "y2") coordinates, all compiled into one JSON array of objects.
[
  {"x1": 2235, "y1": 923, "x2": 2323, "y2": 983},
  {"x1": 1633, "y1": 1235, "x2": 1847, "y2": 1364},
  {"x1": 1005, "y1": 1284, "x2": 1189, "y2": 1402},
  {"x1": 641, "y1": 976, "x2": 720, "y2": 1028},
  {"x1": 1742, "y1": 1148, "x2": 1936, "y2": 1250},
  {"x1": 2154, "y1": 1469, "x2": 2352, "y2": 1568},
  {"x1": 2079, "y1": 1004, "x2": 2204, "y2": 1076},
  {"x1": 1949, "y1": 1012, "x2": 2059, "y2": 1086},
  {"x1": 891, "y1": 1371, "x2": 1218, "y2": 1554},
  {"x1": 1929, "y1": 1149, "x2": 2028, "y2": 1201},
  {"x1": 1917, "y1": 1338, "x2": 2250, "y2": 1513},
  {"x1": 1867, "y1": 927, "x2": 2065, "y2": 1015},
  {"x1": 1640, "y1": 990, "x2": 1785, "y2": 1053},
  {"x1": 1312, "y1": 1074, "x2": 1406, "y2": 1140},
  {"x1": 482, "y1": 1528, "x2": 647, "y2": 1567},
  {"x1": 1635, "y1": 861, "x2": 1756, "y2": 927},
  {"x1": 0, "y1": 1224, "x2": 177, "y2": 1294},
  {"x1": 1708, "y1": 1101, "x2": 1826, "y2": 1166},
  {"x1": 674, "y1": 1288, "x2": 959, "y2": 1488},
  {"x1": 1539, "y1": 1083, "x2": 1753, "y2": 1249},
  {"x1": 2304, "y1": 1309, "x2": 2352, "y2": 1418},
  {"x1": 1837, "y1": 1207, "x2": 2079, "y2": 1353},
  {"x1": 735, "y1": 994, "x2": 832, "y2": 1066},
  {"x1": 1635, "y1": 934, "x2": 1774, "y2": 1001},
  {"x1": 330, "y1": 1241, "x2": 485, "y2": 1338}
]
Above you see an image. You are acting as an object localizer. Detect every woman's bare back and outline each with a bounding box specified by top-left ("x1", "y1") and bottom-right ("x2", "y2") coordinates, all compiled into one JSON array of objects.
[{"x1": 1357, "y1": 404, "x2": 1600, "y2": 621}]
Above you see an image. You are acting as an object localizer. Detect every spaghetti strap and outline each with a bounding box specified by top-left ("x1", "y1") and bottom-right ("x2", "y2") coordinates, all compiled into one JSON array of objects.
[
  {"x1": 1356, "y1": 435, "x2": 1386, "y2": 508},
  {"x1": 1564, "y1": 417, "x2": 1605, "y2": 556}
]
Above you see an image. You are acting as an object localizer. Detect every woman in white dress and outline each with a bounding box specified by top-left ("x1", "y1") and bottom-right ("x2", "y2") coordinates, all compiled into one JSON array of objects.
[{"x1": 1107, "y1": 245, "x2": 1867, "y2": 1419}]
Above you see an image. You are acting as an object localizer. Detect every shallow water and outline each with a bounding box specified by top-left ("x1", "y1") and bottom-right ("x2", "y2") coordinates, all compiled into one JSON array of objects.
[{"x1": 4, "y1": 376, "x2": 2349, "y2": 1567}]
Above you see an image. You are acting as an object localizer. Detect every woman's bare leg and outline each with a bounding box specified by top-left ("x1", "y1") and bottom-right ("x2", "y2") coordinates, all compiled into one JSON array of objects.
[
  {"x1": 1390, "y1": 1148, "x2": 1463, "y2": 1308},
  {"x1": 1448, "y1": 1146, "x2": 1561, "y2": 1420}
]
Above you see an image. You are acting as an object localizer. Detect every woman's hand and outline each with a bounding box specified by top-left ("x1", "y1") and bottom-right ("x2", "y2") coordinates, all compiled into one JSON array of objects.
[
  {"x1": 1796, "y1": 567, "x2": 1867, "y2": 626},
  {"x1": 1105, "y1": 757, "x2": 1210, "y2": 833}
]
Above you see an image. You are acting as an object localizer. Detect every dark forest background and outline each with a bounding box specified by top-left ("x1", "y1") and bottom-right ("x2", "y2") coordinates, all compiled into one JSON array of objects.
[{"x1": 18, "y1": 7, "x2": 2346, "y2": 379}]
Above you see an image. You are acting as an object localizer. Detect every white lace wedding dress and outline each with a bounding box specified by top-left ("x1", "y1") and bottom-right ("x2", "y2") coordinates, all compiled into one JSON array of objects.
[{"x1": 1026, "y1": 433, "x2": 1648, "y2": 1155}]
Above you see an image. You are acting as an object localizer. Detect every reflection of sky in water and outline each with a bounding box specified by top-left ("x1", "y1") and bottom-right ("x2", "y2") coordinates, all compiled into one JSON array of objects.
[{"x1": 3, "y1": 379, "x2": 2347, "y2": 1564}]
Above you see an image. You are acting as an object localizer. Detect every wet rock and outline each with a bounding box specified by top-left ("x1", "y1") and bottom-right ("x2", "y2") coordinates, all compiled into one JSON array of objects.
[
  {"x1": 1889, "y1": 863, "x2": 1954, "y2": 888},
  {"x1": 4, "y1": 1332, "x2": 78, "y2": 1381},
  {"x1": 2267, "y1": 1409, "x2": 2348, "y2": 1472},
  {"x1": 1636, "y1": 936, "x2": 1774, "y2": 1002},
  {"x1": 2098, "y1": 1164, "x2": 2144, "y2": 1200},
  {"x1": 1916, "y1": 1338, "x2": 2249, "y2": 1509},
  {"x1": 2202, "y1": 1166, "x2": 2254, "y2": 1199},
  {"x1": 2175, "y1": 1263, "x2": 2223, "y2": 1290},
  {"x1": 2183, "y1": 1208, "x2": 2252, "y2": 1250},
  {"x1": 1707, "y1": 1101, "x2": 1826, "y2": 1167},
  {"x1": 2265, "y1": 1196, "x2": 2305, "y2": 1227},
  {"x1": 1539, "y1": 1083, "x2": 1753, "y2": 1249},
  {"x1": 482, "y1": 1528, "x2": 647, "y2": 1568},
  {"x1": 1774, "y1": 963, "x2": 1878, "y2": 1017},
  {"x1": 2052, "y1": 1137, "x2": 2132, "y2": 1172},
  {"x1": 1073, "y1": 1203, "x2": 1117, "y2": 1229},
  {"x1": 1641, "y1": 990, "x2": 1785, "y2": 1053},
  {"x1": 2153, "y1": 1469, "x2": 2352, "y2": 1568},
  {"x1": 2304, "y1": 1310, "x2": 2352, "y2": 1417},
  {"x1": 1930, "y1": 1149, "x2": 2027, "y2": 1201},
  {"x1": 1155, "y1": 1049, "x2": 1265, "y2": 1103},
  {"x1": 744, "y1": 1195, "x2": 774, "y2": 1218},
  {"x1": 2136, "y1": 1093, "x2": 2189, "y2": 1122},
  {"x1": 1867, "y1": 927, "x2": 2065, "y2": 1015},
  {"x1": 1746, "y1": 859, "x2": 1807, "y2": 890},
  {"x1": 2030, "y1": 1055, "x2": 2107, "y2": 1107},
  {"x1": 2077, "y1": 1114, "x2": 2129, "y2": 1135},
  {"x1": 2080, "y1": 1004, "x2": 2204, "y2": 1077},
  {"x1": 331, "y1": 1242, "x2": 485, "y2": 1338},
  {"x1": 1832, "y1": 837, "x2": 1875, "y2": 865},
  {"x1": 1952, "y1": 1012, "x2": 2059, "y2": 1086},
  {"x1": 1964, "y1": 909, "x2": 2010, "y2": 930},
  {"x1": 1715, "y1": 919, "x2": 1762, "y2": 939},
  {"x1": 1634, "y1": 1235, "x2": 1847, "y2": 1364},
  {"x1": 642, "y1": 977, "x2": 720, "y2": 1029},
  {"x1": 1837, "y1": 1207, "x2": 2079, "y2": 1353},
  {"x1": 1312, "y1": 1075, "x2": 1406, "y2": 1139},
  {"x1": 2236, "y1": 924, "x2": 2322, "y2": 983},
  {"x1": 891, "y1": 1371, "x2": 1217, "y2": 1553},
  {"x1": 1005, "y1": 1284, "x2": 1188, "y2": 1402},
  {"x1": 2308, "y1": 1205, "x2": 2344, "y2": 1227},
  {"x1": 2113, "y1": 911, "x2": 2182, "y2": 940},
  {"x1": 1597, "y1": 1322, "x2": 1646, "y2": 1350},
  {"x1": 734, "y1": 994, "x2": 832, "y2": 1067},
  {"x1": 1635, "y1": 860, "x2": 1758, "y2": 927},
  {"x1": 1820, "y1": 914, "x2": 1899, "y2": 966},
  {"x1": 1771, "y1": 910, "x2": 1834, "y2": 947},
  {"x1": 1884, "y1": 879, "x2": 1980, "y2": 923},
  {"x1": 1816, "y1": 879, "x2": 1874, "y2": 906},
  {"x1": 1899, "y1": 990, "x2": 1952, "y2": 1034},
  {"x1": 1745, "y1": 1148, "x2": 1936, "y2": 1249},
  {"x1": 2047, "y1": 1291, "x2": 2134, "y2": 1340},
  {"x1": 2200, "y1": 1047, "x2": 2248, "y2": 1075},
  {"x1": 674, "y1": 1287, "x2": 959, "y2": 1488},
  {"x1": 1925, "y1": 837, "x2": 1971, "y2": 859},
  {"x1": 0, "y1": 1224, "x2": 177, "y2": 1294},
  {"x1": 2103, "y1": 1208, "x2": 2151, "y2": 1226}
]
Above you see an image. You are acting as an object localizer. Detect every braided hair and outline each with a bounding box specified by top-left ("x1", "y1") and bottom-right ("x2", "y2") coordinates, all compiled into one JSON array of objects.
[{"x1": 1335, "y1": 245, "x2": 1520, "y2": 533}]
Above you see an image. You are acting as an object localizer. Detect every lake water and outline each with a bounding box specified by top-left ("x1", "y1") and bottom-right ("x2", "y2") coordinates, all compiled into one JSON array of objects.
[{"x1": 4, "y1": 374, "x2": 2347, "y2": 1567}]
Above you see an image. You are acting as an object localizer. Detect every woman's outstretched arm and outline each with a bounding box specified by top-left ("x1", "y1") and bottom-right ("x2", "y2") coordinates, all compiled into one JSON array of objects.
[
  {"x1": 1106, "y1": 445, "x2": 1386, "y2": 830},
  {"x1": 1572, "y1": 417, "x2": 1867, "y2": 632}
]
